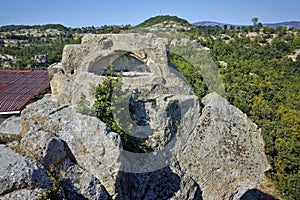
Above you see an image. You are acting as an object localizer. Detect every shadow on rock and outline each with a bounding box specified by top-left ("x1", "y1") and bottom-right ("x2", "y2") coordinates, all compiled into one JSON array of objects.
[
  {"x1": 62, "y1": 178, "x2": 90, "y2": 200},
  {"x1": 115, "y1": 165, "x2": 203, "y2": 200},
  {"x1": 240, "y1": 189, "x2": 278, "y2": 200},
  {"x1": 116, "y1": 166, "x2": 181, "y2": 200}
]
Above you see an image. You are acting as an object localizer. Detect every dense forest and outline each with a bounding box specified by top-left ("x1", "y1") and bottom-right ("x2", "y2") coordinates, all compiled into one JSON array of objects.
[
  {"x1": 178, "y1": 20, "x2": 300, "y2": 200},
  {"x1": 137, "y1": 16, "x2": 300, "y2": 200},
  {"x1": 209, "y1": 30, "x2": 300, "y2": 199},
  {"x1": 0, "y1": 16, "x2": 299, "y2": 199}
]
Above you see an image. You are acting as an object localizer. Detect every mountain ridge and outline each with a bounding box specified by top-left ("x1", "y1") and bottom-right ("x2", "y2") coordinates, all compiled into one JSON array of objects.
[
  {"x1": 194, "y1": 20, "x2": 300, "y2": 28},
  {"x1": 1, "y1": 17, "x2": 299, "y2": 30}
]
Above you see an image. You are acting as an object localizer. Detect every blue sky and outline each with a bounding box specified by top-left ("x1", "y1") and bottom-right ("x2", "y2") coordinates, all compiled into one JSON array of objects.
[{"x1": 1, "y1": 0, "x2": 299, "y2": 27}]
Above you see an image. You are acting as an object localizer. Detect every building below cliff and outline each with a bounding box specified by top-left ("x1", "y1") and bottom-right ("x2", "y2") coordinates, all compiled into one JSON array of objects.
[{"x1": 0, "y1": 70, "x2": 49, "y2": 117}]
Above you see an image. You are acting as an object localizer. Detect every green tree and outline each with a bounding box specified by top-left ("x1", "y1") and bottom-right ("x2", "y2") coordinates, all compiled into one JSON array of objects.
[
  {"x1": 205, "y1": 26, "x2": 299, "y2": 199},
  {"x1": 92, "y1": 74, "x2": 149, "y2": 153},
  {"x1": 223, "y1": 24, "x2": 228, "y2": 33},
  {"x1": 252, "y1": 17, "x2": 258, "y2": 26}
]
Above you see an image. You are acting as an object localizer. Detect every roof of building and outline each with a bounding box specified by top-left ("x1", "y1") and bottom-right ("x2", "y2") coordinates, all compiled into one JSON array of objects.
[{"x1": 0, "y1": 70, "x2": 50, "y2": 114}]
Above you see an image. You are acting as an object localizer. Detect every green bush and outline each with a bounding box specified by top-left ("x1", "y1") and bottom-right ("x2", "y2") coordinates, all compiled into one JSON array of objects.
[
  {"x1": 92, "y1": 74, "x2": 149, "y2": 153},
  {"x1": 37, "y1": 172, "x2": 65, "y2": 200}
]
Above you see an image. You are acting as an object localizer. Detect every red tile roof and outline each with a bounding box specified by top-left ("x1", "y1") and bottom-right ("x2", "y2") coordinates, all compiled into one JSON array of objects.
[{"x1": 0, "y1": 70, "x2": 50, "y2": 113}]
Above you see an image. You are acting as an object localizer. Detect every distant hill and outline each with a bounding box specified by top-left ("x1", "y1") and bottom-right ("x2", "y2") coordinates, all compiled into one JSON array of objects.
[
  {"x1": 194, "y1": 21, "x2": 300, "y2": 29},
  {"x1": 136, "y1": 15, "x2": 190, "y2": 28},
  {"x1": 193, "y1": 21, "x2": 236, "y2": 28},
  {"x1": 0, "y1": 24, "x2": 70, "y2": 32},
  {"x1": 264, "y1": 21, "x2": 300, "y2": 28}
]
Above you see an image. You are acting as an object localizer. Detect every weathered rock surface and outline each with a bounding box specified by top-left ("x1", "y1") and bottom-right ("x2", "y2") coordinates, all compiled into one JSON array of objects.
[
  {"x1": 21, "y1": 96, "x2": 122, "y2": 197},
  {"x1": 117, "y1": 166, "x2": 202, "y2": 200},
  {"x1": 34, "y1": 54, "x2": 48, "y2": 64},
  {"x1": 0, "y1": 54, "x2": 15, "y2": 69},
  {"x1": 0, "y1": 144, "x2": 50, "y2": 196},
  {"x1": 176, "y1": 92, "x2": 270, "y2": 200},
  {"x1": 0, "y1": 116, "x2": 21, "y2": 143},
  {"x1": 49, "y1": 33, "x2": 199, "y2": 158},
  {"x1": 0, "y1": 188, "x2": 44, "y2": 200},
  {"x1": 59, "y1": 159, "x2": 111, "y2": 200},
  {"x1": 49, "y1": 33, "x2": 193, "y2": 107},
  {"x1": 20, "y1": 130, "x2": 68, "y2": 169},
  {"x1": 240, "y1": 189, "x2": 277, "y2": 200}
]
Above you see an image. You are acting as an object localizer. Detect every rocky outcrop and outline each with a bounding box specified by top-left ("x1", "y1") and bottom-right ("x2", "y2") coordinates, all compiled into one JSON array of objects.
[
  {"x1": 0, "y1": 189, "x2": 45, "y2": 200},
  {"x1": 21, "y1": 96, "x2": 121, "y2": 197},
  {"x1": 0, "y1": 144, "x2": 50, "y2": 196},
  {"x1": 33, "y1": 54, "x2": 48, "y2": 64},
  {"x1": 176, "y1": 92, "x2": 270, "y2": 199},
  {"x1": 0, "y1": 33, "x2": 271, "y2": 199},
  {"x1": 59, "y1": 159, "x2": 111, "y2": 200},
  {"x1": 20, "y1": 130, "x2": 69, "y2": 169},
  {"x1": 0, "y1": 54, "x2": 15, "y2": 69},
  {"x1": 48, "y1": 33, "x2": 192, "y2": 106},
  {"x1": 15, "y1": 94, "x2": 201, "y2": 199},
  {"x1": 117, "y1": 166, "x2": 202, "y2": 200},
  {"x1": 0, "y1": 116, "x2": 22, "y2": 143},
  {"x1": 117, "y1": 168, "x2": 202, "y2": 200}
]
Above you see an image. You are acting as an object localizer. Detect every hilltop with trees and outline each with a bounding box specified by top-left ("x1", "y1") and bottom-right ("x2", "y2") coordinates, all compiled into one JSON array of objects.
[{"x1": 136, "y1": 15, "x2": 190, "y2": 28}]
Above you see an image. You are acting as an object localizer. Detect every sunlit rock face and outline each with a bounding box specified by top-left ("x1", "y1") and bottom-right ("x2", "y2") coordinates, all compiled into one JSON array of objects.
[{"x1": 48, "y1": 33, "x2": 192, "y2": 106}]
